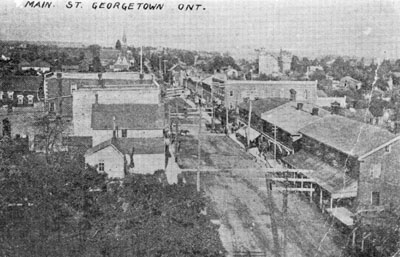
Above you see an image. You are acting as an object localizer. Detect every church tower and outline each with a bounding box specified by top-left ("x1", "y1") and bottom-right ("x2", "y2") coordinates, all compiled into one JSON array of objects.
[{"x1": 112, "y1": 29, "x2": 130, "y2": 71}]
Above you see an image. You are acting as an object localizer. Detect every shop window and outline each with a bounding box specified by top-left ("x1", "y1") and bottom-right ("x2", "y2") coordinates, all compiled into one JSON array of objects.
[
  {"x1": 17, "y1": 95, "x2": 23, "y2": 105},
  {"x1": 98, "y1": 162, "x2": 105, "y2": 172},
  {"x1": 371, "y1": 192, "x2": 380, "y2": 206},
  {"x1": 122, "y1": 129, "x2": 127, "y2": 138},
  {"x1": 27, "y1": 95, "x2": 34, "y2": 105}
]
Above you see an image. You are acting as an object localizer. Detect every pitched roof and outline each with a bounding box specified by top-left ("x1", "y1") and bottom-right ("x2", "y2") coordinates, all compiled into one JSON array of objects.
[
  {"x1": 299, "y1": 115, "x2": 397, "y2": 156},
  {"x1": 0, "y1": 76, "x2": 43, "y2": 91},
  {"x1": 30, "y1": 59, "x2": 51, "y2": 67},
  {"x1": 238, "y1": 98, "x2": 289, "y2": 117},
  {"x1": 261, "y1": 102, "x2": 330, "y2": 135},
  {"x1": 282, "y1": 150, "x2": 357, "y2": 197},
  {"x1": 91, "y1": 104, "x2": 164, "y2": 130},
  {"x1": 225, "y1": 80, "x2": 317, "y2": 87},
  {"x1": 85, "y1": 137, "x2": 164, "y2": 156},
  {"x1": 340, "y1": 76, "x2": 361, "y2": 84}
]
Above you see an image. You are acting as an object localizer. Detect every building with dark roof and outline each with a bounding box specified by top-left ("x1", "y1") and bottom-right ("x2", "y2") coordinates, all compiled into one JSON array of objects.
[
  {"x1": 260, "y1": 101, "x2": 330, "y2": 155},
  {"x1": 280, "y1": 114, "x2": 400, "y2": 227},
  {"x1": 84, "y1": 137, "x2": 165, "y2": 178},
  {"x1": 0, "y1": 75, "x2": 44, "y2": 107},
  {"x1": 224, "y1": 80, "x2": 318, "y2": 109}
]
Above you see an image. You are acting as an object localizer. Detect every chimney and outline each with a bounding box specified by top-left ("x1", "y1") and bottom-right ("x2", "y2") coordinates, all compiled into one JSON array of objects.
[
  {"x1": 129, "y1": 147, "x2": 135, "y2": 167},
  {"x1": 98, "y1": 73, "x2": 104, "y2": 87},
  {"x1": 311, "y1": 107, "x2": 319, "y2": 116},
  {"x1": 331, "y1": 101, "x2": 340, "y2": 115},
  {"x1": 289, "y1": 89, "x2": 297, "y2": 101},
  {"x1": 56, "y1": 72, "x2": 62, "y2": 95},
  {"x1": 113, "y1": 116, "x2": 116, "y2": 137},
  {"x1": 297, "y1": 103, "x2": 303, "y2": 110}
]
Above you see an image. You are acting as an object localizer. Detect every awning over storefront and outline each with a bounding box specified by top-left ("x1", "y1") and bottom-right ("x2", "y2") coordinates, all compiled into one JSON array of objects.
[
  {"x1": 236, "y1": 126, "x2": 261, "y2": 141},
  {"x1": 282, "y1": 150, "x2": 358, "y2": 199},
  {"x1": 326, "y1": 207, "x2": 354, "y2": 226}
]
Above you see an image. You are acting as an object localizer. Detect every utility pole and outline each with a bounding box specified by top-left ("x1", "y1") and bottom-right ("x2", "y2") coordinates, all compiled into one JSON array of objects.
[
  {"x1": 163, "y1": 60, "x2": 167, "y2": 76},
  {"x1": 175, "y1": 101, "x2": 179, "y2": 162},
  {"x1": 274, "y1": 125, "x2": 277, "y2": 160},
  {"x1": 211, "y1": 83, "x2": 215, "y2": 130},
  {"x1": 282, "y1": 171, "x2": 288, "y2": 257},
  {"x1": 247, "y1": 98, "x2": 252, "y2": 150},
  {"x1": 197, "y1": 98, "x2": 202, "y2": 192},
  {"x1": 159, "y1": 56, "x2": 162, "y2": 76},
  {"x1": 140, "y1": 46, "x2": 143, "y2": 74},
  {"x1": 225, "y1": 106, "x2": 229, "y2": 134}
]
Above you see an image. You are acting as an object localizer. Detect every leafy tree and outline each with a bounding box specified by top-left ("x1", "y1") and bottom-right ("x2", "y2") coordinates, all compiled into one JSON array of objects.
[
  {"x1": 92, "y1": 56, "x2": 103, "y2": 72},
  {"x1": 115, "y1": 40, "x2": 121, "y2": 50},
  {"x1": 33, "y1": 115, "x2": 65, "y2": 163}
]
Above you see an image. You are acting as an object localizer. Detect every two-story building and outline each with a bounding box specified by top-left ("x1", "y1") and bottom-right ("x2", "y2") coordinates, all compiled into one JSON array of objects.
[
  {"x1": 0, "y1": 76, "x2": 44, "y2": 107},
  {"x1": 224, "y1": 80, "x2": 318, "y2": 109},
  {"x1": 261, "y1": 101, "x2": 330, "y2": 156},
  {"x1": 85, "y1": 136, "x2": 165, "y2": 179},
  {"x1": 281, "y1": 115, "x2": 399, "y2": 227}
]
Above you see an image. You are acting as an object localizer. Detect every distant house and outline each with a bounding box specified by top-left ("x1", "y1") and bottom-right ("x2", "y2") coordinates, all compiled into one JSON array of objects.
[
  {"x1": 61, "y1": 65, "x2": 80, "y2": 72},
  {"x1": 282, "y1": 115, "x2": 399, "y2": 227},
  {"x1": 20, "y1": 60, "x2": 51, "y2": 73},
  {"x1": 85, "y1": 137, "x2": 165, "y2": 178},
  {"x1": 340, "y1": 76, "x2": 362, "y2": 90},
  {"x1": 0, "y1": 76, "x2": 44, "y2": 107},
  {"x1": 225, "y1": 67, "x2": 239, "y2": 79}
]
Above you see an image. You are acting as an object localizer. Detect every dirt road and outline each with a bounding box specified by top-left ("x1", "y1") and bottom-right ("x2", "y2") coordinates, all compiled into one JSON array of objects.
[{"x1": 190, "y1": 173, "x2": 348, "y2": 257}]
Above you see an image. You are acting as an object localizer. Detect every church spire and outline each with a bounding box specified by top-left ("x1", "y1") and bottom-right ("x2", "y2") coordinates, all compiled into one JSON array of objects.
[{"x1": 122, "y1": 28, "x2": 127, "y2": 45}]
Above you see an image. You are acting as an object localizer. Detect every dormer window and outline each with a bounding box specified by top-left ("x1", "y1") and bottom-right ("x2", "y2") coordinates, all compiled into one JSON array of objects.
[
  {"x1": 71, "y1": 84, "x2": 77, "y2": 94},
  {"x1": 17, "y1": 95, "x2": 24, "y2": 105},
  {"x1": 7, "y1": 91, "x2": 13, "y2": 100},
  {"x1": 27, "y1": 95, "x2": 34, "y2": 105}
]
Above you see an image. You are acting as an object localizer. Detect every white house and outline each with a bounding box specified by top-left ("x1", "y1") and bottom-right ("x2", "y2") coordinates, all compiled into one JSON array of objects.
[
  {"x1": 85, "y1": 137, "x2": 165, "y2": 178},
  {"x1": 89, "y1": 102, "x2": 164, "y2": 145}
]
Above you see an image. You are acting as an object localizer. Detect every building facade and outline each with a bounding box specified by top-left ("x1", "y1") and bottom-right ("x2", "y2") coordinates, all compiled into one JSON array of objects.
[{"x1": 224, "y1": 80, "x2": 318, "y2": 109}]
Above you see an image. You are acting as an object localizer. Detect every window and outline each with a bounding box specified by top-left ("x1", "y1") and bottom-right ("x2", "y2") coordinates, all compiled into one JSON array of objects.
[
  {"x1": 27, "y1": 95, "x2": 34, "y2": 105},
  {"x1": 385, "y1": 145, "x2": 391, "y2": 153},
  {"x1": 122, "y1": 129, "x2": 127, "y2": 138},
  {"x1": 71, "y1": 84, "x2": 77, "y2": 94},
  {"x1": 17, "y1": 95, "x2": 23, "y2": 105},
  {"x1": 229, "y1": 103, "x2": 233, "y2": 109},
  {"x1": 371, "y1": 192, "x2": 380, "y2": 206},
  {"x1": 0, "y1": 91, "x2": 3, "y2": 100},
  {"x1": 230, "y1": 91, "x2": 233, "y2": 96},
  {"x1": 98, "y1": 162, "x2": 105, "y2": 172},
  {"x1": 49, "y1": 102, "x2": 55, "y2": 112},
  {"x1": 370, "y1": 163, "x2": 381, "y2": 178},
  {"x1": 7, "y1": 91, "x2": 13, "y2": 100},
  {"x1": 304, "y1": 90, "x2": 309, "y2": 99}
]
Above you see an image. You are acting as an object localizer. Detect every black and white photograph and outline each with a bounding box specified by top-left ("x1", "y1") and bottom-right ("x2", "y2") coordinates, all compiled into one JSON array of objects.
[{"x1": 1, "y1": 0, "x2": 400, "y2": 256}]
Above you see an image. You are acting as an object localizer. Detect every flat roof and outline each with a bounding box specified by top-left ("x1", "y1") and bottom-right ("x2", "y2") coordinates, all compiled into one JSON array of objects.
[
  {"x1": 49, "y1": 72, "x2": 154, "y2": 80},
  {"x1": 225, "y1": 80, "x2": 317, "y2": 86},
  {"x1": 261, "y1": 102, "x2": 330, "y2": 136}
]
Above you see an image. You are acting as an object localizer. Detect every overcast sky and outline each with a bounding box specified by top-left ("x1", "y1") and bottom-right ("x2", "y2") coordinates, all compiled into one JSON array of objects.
[{"x1": 1, "y1": 0, "x2": 400, "y2": 59}]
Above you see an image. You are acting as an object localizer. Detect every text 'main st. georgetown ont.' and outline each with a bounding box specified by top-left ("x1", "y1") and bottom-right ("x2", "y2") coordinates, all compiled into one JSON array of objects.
[{"x1": 24, "y1": 1, "x2": 206, "y2": 11}]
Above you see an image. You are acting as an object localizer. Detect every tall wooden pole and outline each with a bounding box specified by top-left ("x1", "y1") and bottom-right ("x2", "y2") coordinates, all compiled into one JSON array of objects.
[
  {"x1": 175, "y1": 101, "x2": 179, "y2": 162},
  {"x1": 211, "y1": 84, "x2": 214, "y2": 130},
  {"x1": 140, "y1": 46, "x2": 143, "y2": 74},
  {"x1": 197, "y1": 100, "x2": 202, "y2": 192},
  {"x1": 247, "y1": 99, "x2": 252, "y2": 149},
  {"x1": 274, "y1": 125, "x2": 277, "y2": 160}
]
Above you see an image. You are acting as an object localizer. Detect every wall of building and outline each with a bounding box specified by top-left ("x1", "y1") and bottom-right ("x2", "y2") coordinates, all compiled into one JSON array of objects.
[
  {"x1": 224, "y1": 81, "x2": 317, "y2": 109},
  {"x1": 127, "y1": 153, "x2": 165, "y2": 174},
  {"x1": 85, "y1": 146, "x2": 125, "y2": 179},
  {"x1": 357, "y1": 142, "x2": 400, "y2": 213},
  {"x1": 259, "y1": 54, "x2": 279, "y2": 75},
  {"x1": 72, "y1": 88, "x2": 160, "y2": 137},
  {"x1": 92, "y1": 130, "x2": 163, "y2": 145}
]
